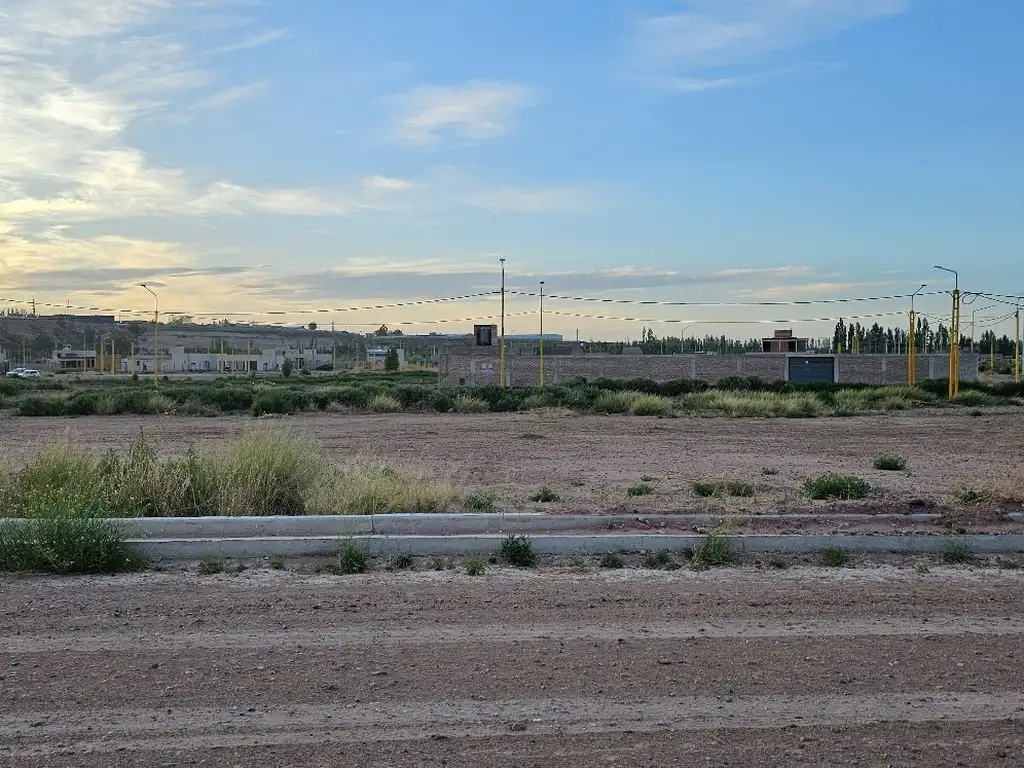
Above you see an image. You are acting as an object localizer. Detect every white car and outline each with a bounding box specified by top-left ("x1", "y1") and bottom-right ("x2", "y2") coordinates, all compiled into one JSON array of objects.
[
  {"x1": 20, "y1": 369, "x2": 40, "y2": 378},
  {"x1": 5, "y1": 368, "x2": 25, "y2": 378}
]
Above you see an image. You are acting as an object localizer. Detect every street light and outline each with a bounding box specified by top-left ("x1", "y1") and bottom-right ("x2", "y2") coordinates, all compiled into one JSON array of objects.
[
  {"x1": 539, "y1": 281, "x2": 545, "y2": 387},
  {"x1": 969, "y1": 304, "x2": 995, "y2": 353},
  {"x1": 139, "y1": 283, "x2": 159, "y2": 387},
  {"x1": 1016, "y1": 296, "x2": 1022, "y2": 385},
  {"x1": 933, "y1": 266, "x2": 960, "y2": 397},
  {"x1": 498, "y1": 258, "x2": 506, "y2": 389},
  {"x1": 907, "y1": 284, "x2": 926, "y2": 384}
]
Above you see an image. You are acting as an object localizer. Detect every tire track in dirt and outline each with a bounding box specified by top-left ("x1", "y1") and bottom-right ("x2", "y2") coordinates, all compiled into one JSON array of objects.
[{"x1": 5, "y1": 692, "x2": 1024, "y2": 759}]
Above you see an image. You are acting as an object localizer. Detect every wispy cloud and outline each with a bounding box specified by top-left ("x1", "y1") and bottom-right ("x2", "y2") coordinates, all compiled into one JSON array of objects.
[
  {"x1": 215, "y1": 28, "x2": 288, "y2": 53},
  {"x1": 389, "y1": 80, "x2": 536, "y2": 146},
  {"x1": 466, "y1": 186, "x2": 591, "y2": 214},
  {"x1": 635, "y1": 0, "x2": 909, "y2": 92},
  {"x1": 190, "y1": 80, "x2": 268, "y2": 111},
  {"x1": 361, "y1": 175, "x2": 419, "y2": 192}
]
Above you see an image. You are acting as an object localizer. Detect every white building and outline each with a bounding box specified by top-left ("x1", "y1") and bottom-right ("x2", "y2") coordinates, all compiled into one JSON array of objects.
[{"x1": 367, "y1": 347, "x2": 406, "y2": 366}]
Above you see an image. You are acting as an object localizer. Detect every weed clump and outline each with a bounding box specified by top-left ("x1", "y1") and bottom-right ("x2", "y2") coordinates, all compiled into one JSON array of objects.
[
  {"x1": 529, "y1": 486, "x2": 560, "y2": 503},
  {"x1": 692, "y1": 533, "x2": 733, "y2": 568},
  {"x1": 627, "y1": 483, "x2": 655, "y2": 497},
  {"x1": 692, "y1": 480, "x2": 754, "y2": 498},
  {"x1": 873, "y1": 455, "x2": 907, "y2": 472},
  {"x1": 821, "y1": 547, "x2": 850, "y2": 567},
  {"x1": 390, "y1": 552, "x2": 414, "y2": 571},
  {"x1": 336, "y1": 539, "x2": 369, "y2": 574},
  {"x1": 453, "y1": 394, "x2": 489, "y2": 414},
  {"x1": 501, "y1": 534, "x2": 536, "y2": 568},
  {"x1": 366, "y1": 393, "x2": 402, "y2": 413},
  {"x1": 600, "y1": 552, "x2": 624, "y2": 569},
  {"x1": 954, "y1": 487, "x2": 990, "y2": 506},
  {"x1": 464, "y1": 555, "x2": 487, "y2": 576},
  {"x1": 462, "y1": 490, "x2": 499, "y2": 513},
  {"x1": 643, "y1": 550, "x2": 678, "y2": 570},
  {"x1": 943, "y1": 539, "x2": 972, "y2": 564},
  {"x1": 0, "y1": 517, "x2": 147, "y2": 575},
  {"x1": 198, "y1": 558, "x2": 226, "y2": 575},
  {"x1": 804, "y1": 473, "x2": 869, "y2": 500}
]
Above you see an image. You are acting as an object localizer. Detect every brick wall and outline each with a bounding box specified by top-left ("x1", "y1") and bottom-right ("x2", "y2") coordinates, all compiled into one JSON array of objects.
[{"x1": 439, "y1": 350, "x2": 980, "y2": 388}]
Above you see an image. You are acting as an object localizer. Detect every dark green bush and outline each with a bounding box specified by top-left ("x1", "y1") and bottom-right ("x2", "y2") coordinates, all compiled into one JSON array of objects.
[
  {"x1": 501, "y1": 534, "x2": 536, "y2": 568},
  {"x1": 0, "y1": 517, "x2": 148, "y2": 575},
  {"x1": 251, "y1": 389, "x2": 296, "y2": 416},
  {"x1": 18, "y1": 396, "x2": 67, "y2": 417},
  {"x1": 804, "y1": 473, "x2": 870, "y2": 500},
  {"x1": 427, "y1": 389, "x2": 454, "y2": 412}
]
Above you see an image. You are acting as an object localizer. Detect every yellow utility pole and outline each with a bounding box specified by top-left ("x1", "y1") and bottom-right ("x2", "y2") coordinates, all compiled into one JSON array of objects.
[
  {"x1": 539, "y1": 280, "x2": 545, "y2": 387},
  {"x1": 130, "y1": 342, "x2": 135, "y2": 377},
  {"x1": 1016, "y1": 301, "x2": 1021, "y2": 384},
  {"x1": 499, "y1": 257, "x2": 506, "y2": 389},
  {"x1": 139, "y1": 283, "x2": 159, "y2": 387}
]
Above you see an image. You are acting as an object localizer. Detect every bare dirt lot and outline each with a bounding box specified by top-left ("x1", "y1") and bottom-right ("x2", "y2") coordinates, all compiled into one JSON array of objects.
[
  {"x1": 2, "y1": 567, "x2": 1023, "y2": 767},
  {"x1": 3, "y1": 410, "x2": 1023, "y2": 520}
]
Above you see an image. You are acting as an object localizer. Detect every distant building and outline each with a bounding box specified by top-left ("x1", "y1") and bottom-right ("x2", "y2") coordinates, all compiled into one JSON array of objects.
[
  {"x1": 762, "y1": 329, "x2": 809, "y2": 353},
  {"x1": 53, "y1": 346, "x2": 99, "y2": 370},
  {"x1": 367, "y1": 348, "x2": 406, "y2": 366}
]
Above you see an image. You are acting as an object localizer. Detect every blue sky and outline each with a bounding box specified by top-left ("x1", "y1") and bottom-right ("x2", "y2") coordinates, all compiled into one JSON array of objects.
[{"x1": 1, "y1": 0, "x2": 1022, "y2": 339}]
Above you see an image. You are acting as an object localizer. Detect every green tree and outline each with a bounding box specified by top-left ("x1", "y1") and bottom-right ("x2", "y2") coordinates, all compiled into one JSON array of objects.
[
  {"x1": 282, "y1": 358, "x2": 294, "y2": 378},
  {"x1": 384, "y1": 348, "x2": 400, "y2": 372}
]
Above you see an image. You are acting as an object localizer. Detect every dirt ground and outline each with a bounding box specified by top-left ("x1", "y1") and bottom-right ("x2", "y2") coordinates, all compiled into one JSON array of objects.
[
  {"x1": 2, "y1": 566, "x2": 1023, "y2": 767},
  {"x1": 3, "y1": 410, "x2": 1022, "y2": 518}
]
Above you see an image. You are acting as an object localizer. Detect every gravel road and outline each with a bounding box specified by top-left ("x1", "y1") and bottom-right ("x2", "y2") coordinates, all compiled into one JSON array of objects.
[{"x1": 2, "y1": 566, "x2": 1023, "y2": 766}]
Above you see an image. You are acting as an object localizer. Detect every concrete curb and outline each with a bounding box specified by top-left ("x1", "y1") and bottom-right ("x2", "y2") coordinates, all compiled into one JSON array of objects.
[
  {"x1": 131, "y1": 533, "x2": 1024, "y2": 560},
  {"x1": 105, "y1": 511, "x2": 1024, "y2": 539}
]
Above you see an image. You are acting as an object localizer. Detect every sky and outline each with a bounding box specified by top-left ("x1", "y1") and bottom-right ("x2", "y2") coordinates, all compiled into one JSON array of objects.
[{"x1": 1, "y1": 0, "x2": 1022, "y2": 340}]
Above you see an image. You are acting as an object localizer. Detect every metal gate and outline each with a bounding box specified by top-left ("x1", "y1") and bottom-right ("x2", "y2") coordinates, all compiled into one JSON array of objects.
[{"x1": 788, "y1": 356, "x2": 835, "y2": 383}]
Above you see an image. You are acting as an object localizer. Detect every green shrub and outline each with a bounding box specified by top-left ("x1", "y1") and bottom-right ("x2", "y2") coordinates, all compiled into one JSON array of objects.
[
  {"x1": 600, "y1": 552, "x2": 624, "y2": 569},
  {"x1": 804, "y1": 473, "x2": 870, "y2": 500},
  {"x1": 336, "y1": 539, "x2": 369, "y2": 574},
  {"x1": 464, "y1": 555, "x2": 487, "y2": 576},
  {"x1": 529, "y1": 486, "x2": 560, "y2": 503},
  {"x1": 454, "y1": 394, "x2": 489, "y2": 413},
  {"x1": 462, "y1": 490, "x2": 499, "y2": 513},
  {"x1": 198, "y1": 558, "x2": 225, "y2": 575},
  {"x1": 366, "y1": 393, "x2": 402, "y2": 413},
  {"x1": 0, "y1": 517, "x2": 147, "y2": 575},
  {"x1": 251, "y1": 389, "x2": 295, "y2": 416},
  {"x1": 873, "y1": 455, "x2": 907, "y2": 471},
  {"x1": 627, "y1": 483, "x2": 655, "y2": 497},
  {"x1": 692, "y1": 533, "x2": 734, "y2": 567},
  {"x1": 943, "y1": 539, "x2": 972, "y2": 564},
  {"x1": 593, "y1": 390, "x2": 640, "y2": 414},
  {"x1": 323, "y1": 462, "x2": 453, "y2": 514},
  {"x1": 17, "y1": 395, "x2": 67, "y2": 417},
  {"x1": 269, "y1": 555, "x2": 286, "y2": 570},
  {"x1": 692, "y1": 480, "x2": 754, "y2": 498},
  {"x1": 954, "y1": 487, "x2": 989, "y2": 506},
  {"x1": 390, "y1": 552, "x2": 414, "y2": 571},
  {"x1": 952, "y1": 390, "x2": 999, "y2": 407},
  {"x1": 629, "y1": 394, "x2": 674, "y2": 416},
  {"x1": 427, "y1": 389, "x2": 454, "y2": 412},
  {"x1": 501, "y1": 534, "x2": 536, "y2": 568},
  {"x1": 643, "y1": 550, "x2": 677, "y2": 570},
  {"x1": 520, "y1": 392, "x2": 556, "y2": 410},
  {"x1": 821, "y1": 547, "x2": 850, "y2": 567}
]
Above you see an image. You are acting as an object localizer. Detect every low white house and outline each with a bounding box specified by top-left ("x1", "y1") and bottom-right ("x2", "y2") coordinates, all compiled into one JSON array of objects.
[{"x1": 367, "y1": 347, "x2": 406, "y2": 366}]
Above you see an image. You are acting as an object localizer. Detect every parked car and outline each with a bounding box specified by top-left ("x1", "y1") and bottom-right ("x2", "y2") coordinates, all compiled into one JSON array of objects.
[
  {"x1": 5, "y1": 368, "x2": 25, "y2": 378},
  {"x1": 20, "y1": 369, "x2": 40, "y2": 378}
]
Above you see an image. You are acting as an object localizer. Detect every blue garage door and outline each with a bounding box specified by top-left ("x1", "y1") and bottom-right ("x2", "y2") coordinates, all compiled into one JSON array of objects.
[{"x1": 788, "y1": 356, "x2": 835, "y2": 383}]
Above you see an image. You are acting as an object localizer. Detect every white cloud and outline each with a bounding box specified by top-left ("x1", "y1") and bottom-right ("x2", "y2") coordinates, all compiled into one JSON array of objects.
[
  {"x1": 215, "y1": 28, "x2": 288, "y2": 53},
  {"x1": 361, "y1": 175, "x2": 419, "y2": 191},
  {"x1": 0, "y1": 1, "x2": 376, "y2": 228},
  {"x1": 635, "y1": 0, "x2": 909, "y2": 92},
  {"x1": 390, "y1": 80, "x2": 536, "y2": 146}
]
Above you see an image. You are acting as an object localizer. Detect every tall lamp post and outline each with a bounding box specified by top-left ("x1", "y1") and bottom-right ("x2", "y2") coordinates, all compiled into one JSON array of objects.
[
  {"x1": 908, "y1": 283, "x2": 927, "y2": 385},
  {"x1": 139, "y1": 283, "x2": 159, "y2": 388},
  {"x1": 539, "y1": 281, "x2": 545, "y2": 387},
  {"x1": 498, "y1": 258, "x2": 506, "y2": 389},
  {"x1": 1016, "y1": 297, "x2": 1022, "y2": 384},
  {"x1": 969, "y1": 304, "x2": 995, "y2": 354},
  {"x1": 933, "y1": 266, "x2": 960, "y2": 397}
]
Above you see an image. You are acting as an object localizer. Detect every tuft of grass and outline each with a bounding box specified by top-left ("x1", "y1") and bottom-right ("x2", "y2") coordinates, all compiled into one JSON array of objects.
[
  {"x1": 954, "y1": 487, "x2": 990, "y2": 506},
  {"x1": 692, "y1": 533, "x2": 734, "y2": 568},
  {"x1": 600, "y1": 552, "x2": 624, "y2": 569},
  {"x1": 628, "y1": 394, "x2": 675, "y2": 417},
  {"x1": 951, "y1": 390, "x2": 999, "y2": 407},
  {"x1": 767, "y1": 555, "x2": 788, "y2": 570},
  {"x1": 0, "y1": 517, "x2": 148, "y2": 575},
  {"x1": 453, "y1": 394, "x2": 490, "y2": 414},
  {"x1": 366, "y1": 393, "x2": 402, "y2": 413},
  {"x1": 627, "y1": 483, "x2": 655, "y2": 497},
  {"x1": 643, "y1": 550, "x2": 677, "y2": 570},
  {"x1": 390, "y1": 552, "x2": 414, "y2": 571},
  {"x1": 943, "y1": 539, "x2": 972, "y2": 564},
  {"x1": 821, "y1": 547, "x2": 850, "y2": 567},
  {"x1": 269, "y1": 555, "x2": 286, "y2": 570},
  {"x1": 336, "y1": 539, "x2": 369, "y2": 574},
  {"x1": 804, "y1": 473, "x2": 870, "y2": 501},
  {"x1": 500, "y1": 534, "x2": 537, "y2": 568},
  {"x1": 915, "y1": 559, "x2": 931, "y2": 574},
  {"x1": 593, "y1": 390, "x2": 643, "y2": 414},
  {"x1": 995, "y1": 557, "x2": 1020, "y2": 570},
  {"x1": 761, "y1": 466, "x2": 779, "y2": 476},
  {"x1": 529, "y1": 486, "x2": 560, "y2": 503},
  {"x1": 464, "y1": 555, "x2": 487, "y2": 576},
  {"x1": 692, "y1": 480, "x2": 754, "y2": 498},
  {"x1": 432, "y1": 556, "x2": 453, "y2": 571},
  {"x1": 564, "y1": 554, "x2": 587, "y2": 572},
  {"x1": 461, "y1": 490, "x2": 499, "y2": 513},
  {"x1": 873, "y1": 455, "x2": 907, "y2": 472},
  {"x1": 322, "y1": 462, "x2": 454, "y2": 515},
  {"x1": 198, "y1": 557, "x2": 226, "y2": 576}
]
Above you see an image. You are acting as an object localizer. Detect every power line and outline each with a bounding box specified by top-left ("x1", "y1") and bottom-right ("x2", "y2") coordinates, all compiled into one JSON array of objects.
[
  {"x1": 505, "y1": 289, "x2": 950, "y2": 308},
  {"x1": 544, "y1": 309, "x2": 912, "y2": 325}
]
